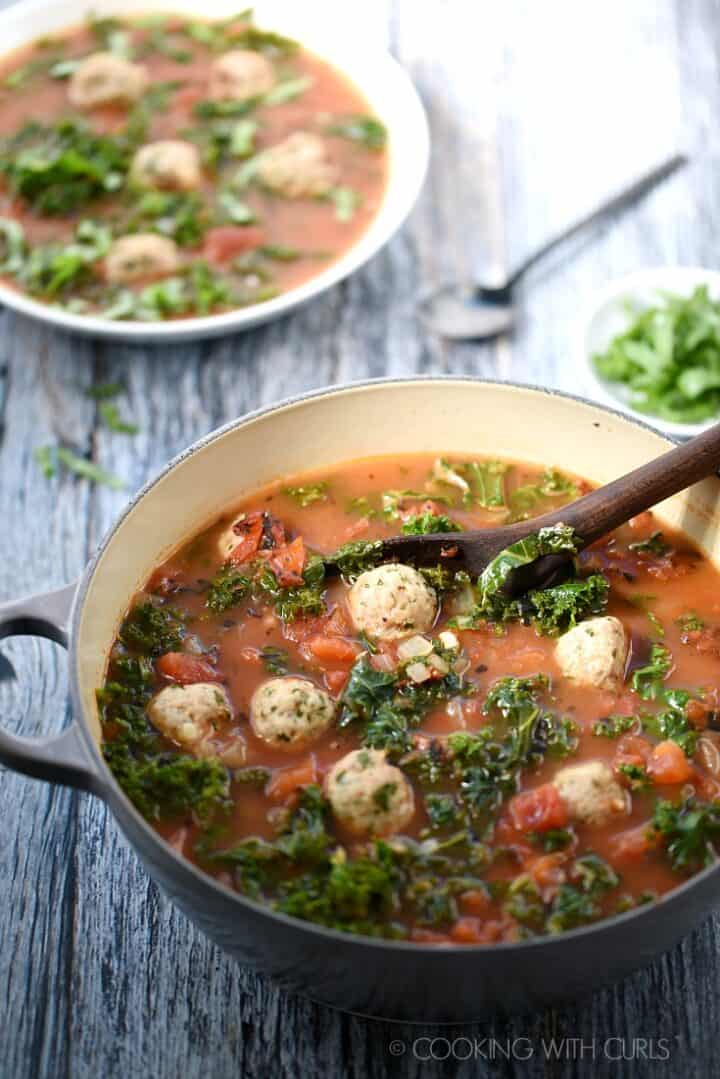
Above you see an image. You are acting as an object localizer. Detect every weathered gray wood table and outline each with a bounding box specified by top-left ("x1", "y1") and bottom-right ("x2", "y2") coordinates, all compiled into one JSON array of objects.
[{"x1": 1, "y1": 1, "x2": 718, "y2": 1075}]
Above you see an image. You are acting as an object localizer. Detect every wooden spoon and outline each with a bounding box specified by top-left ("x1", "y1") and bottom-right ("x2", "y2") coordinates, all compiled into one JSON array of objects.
[{"x1": 370, "y1": 422, "x2": 720, "y2": 593}]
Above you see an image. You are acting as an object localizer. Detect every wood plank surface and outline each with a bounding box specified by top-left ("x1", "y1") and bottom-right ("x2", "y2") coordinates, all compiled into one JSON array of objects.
[{"x1": 1, "y1": 1, "x2": 719, "y2": 1076}]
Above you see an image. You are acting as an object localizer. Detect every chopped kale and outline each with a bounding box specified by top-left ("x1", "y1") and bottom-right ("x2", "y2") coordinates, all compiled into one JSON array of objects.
[
  {"x1": 19, "y1": 220, "x2": 111, "y2": 297},
  {"x1": 619, "y1": 762, "x2": 651, "y2": 791},
  {"x1": 0, "y1": 121, "x2": 129, "y2": 214},
  {"x1": 119, "y1": 600, "x2": 185, "y2": 656},
  {"x1": 259, "y1": 646, "x2": 290, "y2": 675},
  {"x1": 328, "y1": 539, "x2": 384, "y2": 581},
  {"x1": 339, "y1": 652, "x2": 467, "y2": 755},
  {"x1": 628, "y1": 531, "x2": 671, "y2": 556},
  {"x1": 401, "y1": 512, "x2": 460, "y2": 535},
  {"x1": 651, "y1": 797, "x2": 720, "y2": 872},
  {"x1": 206, "y1": 565, "x2": 252, "y2": 614},
  {"x1": 631, "y1": 643, "x2": 672, "y2": 700},
  {"x1": 642, "y1": 689, "x2": 699, "y2": 756},
  {"x1": 256, "y1": 554, "x2": 326, "y2": 621},
  {"x1": 525, "y1": 575, "x2": 609, "y2": 636},
  {"x1": 676, "y1": 611, "x2": 705, "y2": 634},
  {"x1": 234, "y1": 766, "x2": 271, "y2": 787},
  {"x1": 593, "y1": 714, "x2": 637, "y2": 738},
  {"x1": 99, "y1": 652, "x2": 230, "y2": 822},
  {"x1": 441, "y1": 676, "x2": 577, "y2": 823},
  {"x1": 125, "y1": 190, "x2": 209, "y2": 247},
  {"x1": 108, "y1": 751, "x2": 231, "y2": 822}
]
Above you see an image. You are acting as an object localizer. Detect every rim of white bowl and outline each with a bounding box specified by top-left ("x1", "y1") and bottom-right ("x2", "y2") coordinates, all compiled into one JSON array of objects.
[
  {"x1": 579, "y1": 266, "x2": 720, "y2": 440},
  {"x1": 0, "y1": 0, "x2": 430, "y2": 342}
]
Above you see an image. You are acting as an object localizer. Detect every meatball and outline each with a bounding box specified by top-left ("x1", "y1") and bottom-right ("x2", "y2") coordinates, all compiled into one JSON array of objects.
[
  {"x1": 256, "y1": 132, "x2": 338, "y2": 198},
  {"x1": 250, "y1": 677, "x2": 335, "y2": 749},
  {"x1": 104, "y1": 234, "x2": 180, "y2": 284},
  {"x1": 325, "y1": 748, "x2": 415, "y2": 837},
  {"x1": 68, "y1": 51, "x2": 147, "y2": 108},
  {"x1": 554, "y1": 761, "x2": 628, "y2": 826},
  {"x1": 209, "y1": 49, "x2": 275, "y2": 102},
  {"x1": 555, "y1": 616, "x2": 627, "y2": 692},
  {"x1": 147, "y1": 683, "x2": 232, "y2": 752},
  {"x1": 131, "y1": 140, "x2": 202, "y2": 191},
  {"x1": 347, "y1": 563, "x2": 437, "y2": 641}
]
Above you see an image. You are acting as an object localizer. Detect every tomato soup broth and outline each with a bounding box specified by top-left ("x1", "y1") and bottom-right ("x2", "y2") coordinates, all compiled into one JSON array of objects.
[
  {"x1": 99, "y1": 453, "x2": 720, "y2": 943},
  {"x1": 0, "y1": 12, "x2": 388, "y2": 319}
]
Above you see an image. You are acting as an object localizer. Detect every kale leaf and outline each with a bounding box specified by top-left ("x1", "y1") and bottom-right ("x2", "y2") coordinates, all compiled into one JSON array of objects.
[{"x1": 651, "y1": 797, "x2": 720, "y2": 872}]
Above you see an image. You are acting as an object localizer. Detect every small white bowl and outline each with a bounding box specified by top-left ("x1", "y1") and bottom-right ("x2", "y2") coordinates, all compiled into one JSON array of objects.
[
  {"x1": 579, "y1": 266, "x2": 720, "y2": 440},
  {"x1": 0, "y1": 0, "x2": 429, "y2": 342}
]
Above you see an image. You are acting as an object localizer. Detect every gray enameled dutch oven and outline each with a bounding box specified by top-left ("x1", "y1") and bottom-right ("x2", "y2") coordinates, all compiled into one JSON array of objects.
[{"x1": 2, "y1": 379, "x2": 720, "y2": 1022}]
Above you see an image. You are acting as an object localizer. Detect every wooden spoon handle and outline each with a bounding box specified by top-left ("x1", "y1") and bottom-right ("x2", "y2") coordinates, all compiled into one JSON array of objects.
[{"x1": 537, "y1": 421, "x2": 720, "y2": 545}]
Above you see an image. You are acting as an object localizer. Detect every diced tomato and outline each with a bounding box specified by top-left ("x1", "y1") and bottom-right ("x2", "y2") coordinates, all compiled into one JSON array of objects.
[
  {"x1": 409, "y1": 928, "x2": 451, "y2": 944},
  {"x1": 266, "y1": 756, "x2": 318, "y2": 802},
  {"x1": 610, "y1": 824, "x2": 653, "y2": 862},
  {"x1": 227, "y1": 511, "x2": 265, "y2": 564},
  {"x1": 508, "y1": 783, "x2": 569, "y2": 833},
  {"x1": 324, "y1": 669, "x2": 349, "y2": 696},
  {"x1": 307, "y1": 636, "x2": 359, "y2": 668},
  {"x1": 341, "y1": 517, "x2": 371, "y2": 540},
  {"x1": 686, "y1": 698, "x2": 709, "y2": 728},
  {"x1": 449, "y1": 917, "x2": 486, "y2": 944},
  {"x1": 493, "y1": 814, "x2": 535, "y2": 859},
  {"x1": 173, "y1": 84, "x2": 205, "y2": 111},
  {"x1": 628, "y1": 512, "x2": 655, "y2": 531},
  {"x1": 324, "y1": 606, "x2": 351, "y2": 636},
  {"x1": 527, "y1": 852, "x2": 567, "y2": 891},
  {"x1": 449, "y1": 917, "x2": 508, "y2": 944},
  {"x1": 647, "y1": 740, "x2": 694, "y2": 785},
  {"x1": 203, "y1": 225, "x2": 264, "y2": 264},
  {"x1": 156, "y1": 652, "x2": 220, "y2": 684},
  {"x1": 614, "y1": 733, "x2": 652, "y2": 774},
  {"x1": 268, "y1": 517, "x2": 286, "y2": 548},
  {"x1": 265, "y1": 536, "x2": 307, "y2": 587},
  {"x1": 458, "y1": 889, "x2": 491, "y2": 916}
]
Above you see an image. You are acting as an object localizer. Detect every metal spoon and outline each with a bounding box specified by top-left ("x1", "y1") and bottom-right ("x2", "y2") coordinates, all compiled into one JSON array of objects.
[{"x1": 418, "y1": 153, "x2": 687, "y2": 342}]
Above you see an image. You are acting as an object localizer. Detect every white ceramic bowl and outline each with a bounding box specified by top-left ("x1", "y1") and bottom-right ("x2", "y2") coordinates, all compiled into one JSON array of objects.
[
  {"x1": 580, "y1": 267, "x2": 720, "y2": 440},
  {"x1": 0, "y1": 0, "x2": 429, "y2": 342}
]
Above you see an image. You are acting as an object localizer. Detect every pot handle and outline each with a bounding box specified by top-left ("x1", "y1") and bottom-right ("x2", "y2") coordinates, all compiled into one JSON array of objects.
[{"x1": 0, "y1": 582, "x2": 103, "y2": 794}]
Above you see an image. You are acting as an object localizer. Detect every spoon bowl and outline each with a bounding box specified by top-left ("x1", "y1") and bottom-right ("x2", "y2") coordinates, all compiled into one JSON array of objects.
[{"x1": 419, "y1": 154, "x2": 687, "y2": 341}]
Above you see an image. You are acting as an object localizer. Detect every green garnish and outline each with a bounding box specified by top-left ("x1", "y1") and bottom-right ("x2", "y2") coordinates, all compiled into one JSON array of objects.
[
  {"x1": 650, "y1": 797, "x2": 720, "y2": 872},
  {"x1": 592, "y1": 714, "x2": 636, "y2": 738},
  {"x1": 206, "y1": 565, "x2": 252, "y2": 614},
  {"x1": 283, "y1": 482, "x2": 329, "y2": 507},
  {"x1": 263, "y1": 76, "x2": 312, "y2": 105},
  {"x1": 324, "y1": 115, "x2": 387, "y2": 149},
  {"x1": 401, "y1": 512, "x2": 460, "y2": 535},
  {"x1": 631, "y1": 643, "x2": 672, "y2": 700},
  {"x1": 259, "y1": 646, "x2": 290, "y2": 675},
  {"x1": 99, "y1": 402, "x2": 139, "y2": 435},
  {"x1": 326, "y1": 186, "x2": 361, "y2": 222},
  {"x1": 0, "y1": 121, "x2": 129, "y2": 214},
  {"x1": 34, "y1": 445, "x2": 125, "y2": 489},
  {"x1": 593, "y1": 286, "x2": 720, "y2": 422}
]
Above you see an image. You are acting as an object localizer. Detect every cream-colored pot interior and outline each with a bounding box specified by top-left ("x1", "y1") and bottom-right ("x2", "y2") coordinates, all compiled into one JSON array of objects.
[{"x1": 76, "y1": 380, "x2": 720, "y2": 742}]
